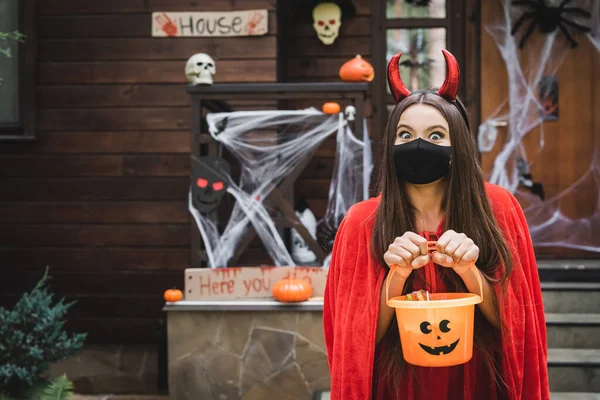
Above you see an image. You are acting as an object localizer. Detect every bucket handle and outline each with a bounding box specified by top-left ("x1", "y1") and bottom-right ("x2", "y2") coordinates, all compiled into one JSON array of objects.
[{"x1": 386, "y1": 241, "x2": 483, "y2": 306}]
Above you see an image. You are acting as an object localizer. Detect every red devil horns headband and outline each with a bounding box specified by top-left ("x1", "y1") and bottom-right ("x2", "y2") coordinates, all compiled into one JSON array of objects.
[{"x1": 387, "y1": 49, "x2": 460, "y2": 103}]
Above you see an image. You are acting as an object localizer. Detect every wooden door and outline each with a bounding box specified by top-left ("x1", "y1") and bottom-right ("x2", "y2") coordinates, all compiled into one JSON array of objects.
[{"x1": 480, "y1": 0, "x2": 599, "y2": 258}]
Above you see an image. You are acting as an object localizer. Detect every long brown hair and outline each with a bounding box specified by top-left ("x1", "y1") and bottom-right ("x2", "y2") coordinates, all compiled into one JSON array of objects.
[{"x1": 371, "y1": 91, "x2": 513, "y2": 394}]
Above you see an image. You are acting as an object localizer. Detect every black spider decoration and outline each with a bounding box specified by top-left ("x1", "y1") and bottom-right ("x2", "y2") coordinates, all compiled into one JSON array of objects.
[
  {"x1": 404, "y1": 0, "x2": 432, "y2": 7},
  {"x1": 511, "y1": 0, "x2": 591, "y2": 49}
]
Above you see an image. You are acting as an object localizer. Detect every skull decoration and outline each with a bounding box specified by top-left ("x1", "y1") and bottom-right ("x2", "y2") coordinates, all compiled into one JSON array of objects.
[
  {"x1": 291, "y1": 207, "x2": 318, "y2": 264},
  {"x1": 185, "y1": 53, "x2": 216, "y2": 85},
  {"x1": 344, "y1": 105, "x2": 356, "y2": 121},
  {"x1": 191, "y1": 155, "x2": 231, "y2": 213},
  {"x1": 312, "y1": 2, "x2": 342, "y2": 45}
]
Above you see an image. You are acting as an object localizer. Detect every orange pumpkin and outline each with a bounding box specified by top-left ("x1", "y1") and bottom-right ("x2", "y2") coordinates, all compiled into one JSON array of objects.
[
  {"x1": 272, "y1": 278, "x2": 312, "y2": 302},
  {"x1": 164, "y1": 287, "x2": 183, "y2": 302},
  {"x1": 339, "y1": 55, "x2": 375, "y2": 82},
  {"x1": 322, "y1": 102, "x2": 341, "y2": 114}
]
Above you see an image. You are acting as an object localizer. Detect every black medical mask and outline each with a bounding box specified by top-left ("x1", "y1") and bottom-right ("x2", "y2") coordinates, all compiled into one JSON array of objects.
[{"x1": 393, "y1": 138, "x2": 452, "y2": 184}]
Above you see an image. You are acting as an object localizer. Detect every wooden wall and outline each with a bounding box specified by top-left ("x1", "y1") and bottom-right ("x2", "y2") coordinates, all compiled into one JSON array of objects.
[
  {"x1": 0, "y1": 0, "x2": 278, "y2": 343},
  {"x1": 279, "y1": 0, "x2": 375, "y2": 219},
  {"x1": 480, "y1": 0, "x2": 600, "y2": 258}
]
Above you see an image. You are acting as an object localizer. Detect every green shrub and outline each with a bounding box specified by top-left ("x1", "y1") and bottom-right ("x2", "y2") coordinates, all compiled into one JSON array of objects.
[{"x1": 0, "y1": 268, "x2": 86, "y2": 398}]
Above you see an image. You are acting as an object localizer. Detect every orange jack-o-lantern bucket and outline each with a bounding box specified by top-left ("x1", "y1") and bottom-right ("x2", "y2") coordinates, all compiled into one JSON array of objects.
[{"x1": 385, "y1": 241, "x2": 483, "y2": 367}]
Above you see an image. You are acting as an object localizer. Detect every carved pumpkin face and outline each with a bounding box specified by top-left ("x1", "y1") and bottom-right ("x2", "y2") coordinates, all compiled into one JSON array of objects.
[
  {"x1": 395, "y1": 293, "x2": 478, "y2": 367},
  {"x1": 339, "y1": 55, "x2": 375, "y2": 82},
  {"x1": 398, "y1": 306, "x2": 474, "y2": 367},
  {"x1": 417, "y1": 319, "x2": 460, "y2": 356}
]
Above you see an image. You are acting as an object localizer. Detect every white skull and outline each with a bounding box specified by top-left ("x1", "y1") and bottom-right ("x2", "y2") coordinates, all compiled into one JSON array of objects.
[
  {"x1": 185, "y1": 53, "x2": 216, "y2": 85},
  {"x1": 312, "y1": 3, "x2": 342, "y2": 45},
  {"x1": 345, "y1": 105, "x2": 356, "y2": 121}
]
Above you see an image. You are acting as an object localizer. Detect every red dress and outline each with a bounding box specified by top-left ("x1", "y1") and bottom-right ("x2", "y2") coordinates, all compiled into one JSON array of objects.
[{"x1": 323, "y1": 183, "x2": 549, "y2": 400}]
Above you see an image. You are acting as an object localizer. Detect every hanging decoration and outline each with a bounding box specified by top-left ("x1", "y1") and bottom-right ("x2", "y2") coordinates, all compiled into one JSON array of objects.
[
  {"x1": 404, "y1": 0, "x2": 432, "y2": 7},
  {"x1": 291, "y1": 197, "x2": 319, "y2": 265},
  {"x1": 308, "y1": 0, "x2": 356, "y2": 45},
  {"x1": 511, "y1": 0, "x2": 591, "y2": 49},
  {"x1": 188, "y1": 109, "x2": 372, "y2": 268},
  {"x1": 516, "y1": 157, "x2": 545, "y2": 200},
  {"x1": 312, "y1": 2, "x2": 342, "y2": 45},
  {"x1": 339, "y1": 55, "x2": 375, "y2": 82},
  {"x1": 191, "y1": 155, "x2": 230, "y2": 214},
  {"x1": 344, "y1": 105, "x2": 356, "y2": 121},
  {"x1": 539, "y1": 75, "x2": 559, "y2": 121},
  {"x1": 480, "y1": 0, "x2": 600, "y2": 252}
]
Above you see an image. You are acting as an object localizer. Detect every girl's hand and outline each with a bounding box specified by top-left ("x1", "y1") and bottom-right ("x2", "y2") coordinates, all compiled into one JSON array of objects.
[
  {"x1": 432, "y1": 230, "x2": 479, "y2": 275},
  {"x1": 384, "y1": 232, "x2": 430, "y2": 279}
]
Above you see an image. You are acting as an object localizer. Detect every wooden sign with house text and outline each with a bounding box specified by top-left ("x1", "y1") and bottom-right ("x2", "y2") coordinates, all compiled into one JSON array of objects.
[{"x1": 152, "y1": 10, "x2": 268, "y2": 37}]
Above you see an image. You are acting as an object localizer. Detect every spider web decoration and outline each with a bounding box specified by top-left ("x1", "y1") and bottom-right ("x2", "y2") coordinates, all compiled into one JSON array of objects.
[
  {"x1": 189, "y1": 109, "x2": 372, "y2": 268},
  {"x1": 479, "y1": 0, "x2": 600, "y2": 252}
]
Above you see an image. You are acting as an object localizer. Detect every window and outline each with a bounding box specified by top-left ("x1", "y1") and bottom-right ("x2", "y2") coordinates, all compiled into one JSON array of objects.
[
  {"x1": 0, "y1": 0, "x2": 35, "y2": 140},
  {"x1": 371, "y1": 0, "x2": 478, "y2": 145}
]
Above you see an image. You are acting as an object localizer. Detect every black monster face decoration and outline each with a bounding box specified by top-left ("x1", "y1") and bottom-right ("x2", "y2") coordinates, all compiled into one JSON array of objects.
[
  {"x1": 418, "y1": 319, "x2": 460, "y2": 356},
  {"x1": 191, "y1": 155, "x2": 231, "y2": 213}
]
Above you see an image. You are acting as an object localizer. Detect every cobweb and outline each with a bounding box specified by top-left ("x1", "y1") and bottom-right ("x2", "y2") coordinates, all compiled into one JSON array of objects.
[
  {"x1": 189, "y1": 109, "x2": 372, "y2": 268},
  {"x1": 478, "y1": 0, "x2": 600, "y2": 252}
]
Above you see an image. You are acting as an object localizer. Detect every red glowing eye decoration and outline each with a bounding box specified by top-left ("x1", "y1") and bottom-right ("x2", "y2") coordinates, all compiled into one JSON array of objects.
[
  {"x1": 197, "y1": 178, "x2": 208, "y2": 188},
  {"x1": 329, "y1": 19, "x2": 337, "y2": 25},
  {"x1": 213, "y1": 181, "x2": 224, "y2": 191},
  {"x1": 318, "y1": 20, "x2": 325, "y2": 26}
]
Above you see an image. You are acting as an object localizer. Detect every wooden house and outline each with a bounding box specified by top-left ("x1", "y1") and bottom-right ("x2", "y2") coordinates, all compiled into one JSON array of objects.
[{"x1": 0, "y1": 0, "x2": 598, "y2": 395}]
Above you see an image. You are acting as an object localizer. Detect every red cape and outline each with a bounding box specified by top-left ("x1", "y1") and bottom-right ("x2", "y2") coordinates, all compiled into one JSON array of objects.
[{"x1": 323, "y1": 183, "x2": 549, "y2": 399}]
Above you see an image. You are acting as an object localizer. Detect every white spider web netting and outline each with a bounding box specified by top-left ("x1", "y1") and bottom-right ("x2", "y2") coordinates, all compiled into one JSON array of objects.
[
  {"x1": 478, "y1": 0, "x2": 600, "y2": 252},
  {"x1": 188, "y1": 109, "x2": 372, "y2": 268}
]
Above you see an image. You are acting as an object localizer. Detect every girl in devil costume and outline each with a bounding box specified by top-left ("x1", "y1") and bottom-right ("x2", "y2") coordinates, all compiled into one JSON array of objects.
[{"x1": 323, "y1": 50, "x2": 550, "y2": 399}]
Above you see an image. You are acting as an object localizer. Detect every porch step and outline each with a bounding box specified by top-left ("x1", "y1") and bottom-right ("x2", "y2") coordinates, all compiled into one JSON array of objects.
[
  {"x1": 538, "y1": 260, "x2": 600, "y2": 270},
  {"x1": 547, "y1": 313, "x2": 600, "y2": 348},
  {"x1": 548, "y1": 348, "x2": 600, "y2": 392},
  {"x1": 551, "y1": 394, "x2": 600, "y2": 400},
  {"x1": 542, "y1": 282, "x2": 600, "y2": 313},
  {"x1": 538, "y1": 260, "x2": 600, "y2": 282}
]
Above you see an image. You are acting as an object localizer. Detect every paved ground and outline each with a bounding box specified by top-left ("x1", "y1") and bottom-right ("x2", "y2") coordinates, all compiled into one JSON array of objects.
[{"x1": 71, "y1": 396, "x2": 168, "y2": 400}]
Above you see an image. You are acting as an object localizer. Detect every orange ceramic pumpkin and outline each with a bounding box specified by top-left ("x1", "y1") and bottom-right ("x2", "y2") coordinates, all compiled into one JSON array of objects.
[
  {"x1": 164, "y1": 287, "x2": 183, "y2": 302},
  {"x1": 322, "y1": 102, "x2": 341, "y2": 114},
  {"x1": 339, "y1": 55, "x2": 375, "y2": 82},
  {"x1": 272, "y1": 278, "x2": 312, "y2": 302}
]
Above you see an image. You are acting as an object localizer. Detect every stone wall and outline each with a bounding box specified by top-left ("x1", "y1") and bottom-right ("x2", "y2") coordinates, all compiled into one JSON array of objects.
[
  {"x1": 167, "y1": 310, "x2": 329, "y2": 400},
  {"x1": 50, "y1": 345, "x2": 159, "y2": 394}
]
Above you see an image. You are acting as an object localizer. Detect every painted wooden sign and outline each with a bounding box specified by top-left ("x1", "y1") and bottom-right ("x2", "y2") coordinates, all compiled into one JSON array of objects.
[
  {"x1": 152, "y1": 10, "x2": 268, "y2": 37},
  {"x1": 185, "y1": 266, "x2": 327, "y2": 300}
]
